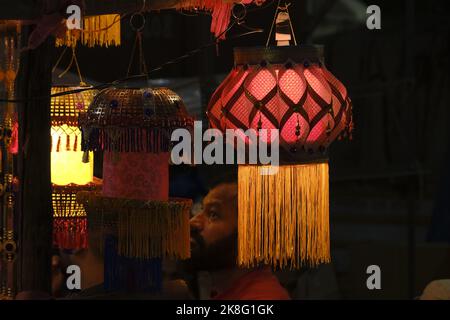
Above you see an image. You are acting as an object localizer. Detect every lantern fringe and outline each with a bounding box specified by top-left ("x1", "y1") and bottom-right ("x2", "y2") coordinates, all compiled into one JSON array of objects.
[
  {"x1": 52, "y1": 182, "x2": 101, "y2": 218},
  {"x1": 52, "y1": 182, "x2": 102, "y2": 249},
  {"x1": 117, "y1": 202, "x2": 190, "y2": 259},
  {"x1": 66, "y1": 134, "x2": 70, "y2": 151},
  {"x1": 238, "y1": 162, "x2": 330, "y2": 269},
  {"x1": 56, "y1": 135, "x2": 61, "y2": 152},
  {"x1": 82, "y1": 128, "x2": 174, "y2": 153},
  {"x1": 52, "y1": 129, "x2": 82, "y2": 153},
  {"x1": 56, "y1": 14, "x2": 121, "y2": 48},
  {"x1": 53, "y1": 217, "x2": 88, "y2": 250},
  {"x1": 104, "y1": 236, "x2": 162, "y2": 292},
  {"x1": 77, "y1": 192, "x2": 192, "y2": 260}
]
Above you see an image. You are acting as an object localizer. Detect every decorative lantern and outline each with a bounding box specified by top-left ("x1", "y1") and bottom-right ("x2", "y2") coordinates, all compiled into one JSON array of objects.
[
  {"x1": 78, "y1": 87, "x2": 193, "y2": 291},
  {"x1": 207, "y1": 46, "x2": 353, "y2": 268},
  {"x1": 51, "y1": 85, "x2": 101, "y2": 250}
]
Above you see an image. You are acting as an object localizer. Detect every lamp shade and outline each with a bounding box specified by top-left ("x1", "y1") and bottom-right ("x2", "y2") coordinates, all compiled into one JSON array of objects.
[
  {"x1": 207, "y1": 46, "x2": 353, "y2": 268},
  {"x1": 208, "y1": 46, "x2": 353, "y2": 154}
]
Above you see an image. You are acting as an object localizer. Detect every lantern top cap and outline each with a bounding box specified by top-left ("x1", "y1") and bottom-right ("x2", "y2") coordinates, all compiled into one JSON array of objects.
[
  {"x1": 51, "y1": 85, "x2": 98, "y2": 127},
  {"x1": 80, "y1": 86, "x2": 193, "y2": 129},
  {"x1": 234, "y1": 45, "x2": 324, "y2": 66}
]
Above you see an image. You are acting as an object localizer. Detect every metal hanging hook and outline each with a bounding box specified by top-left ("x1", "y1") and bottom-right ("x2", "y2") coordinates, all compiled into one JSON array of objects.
[
  {"x1": 266, "y1": 0, "x2": 298, "y2": 47},
  {"x1": 232, "y1": 2, "x2": 248, "y2": 23},
  {"x1": 127, "y1": 4, "x2": 148, "y2": 78},
  {"x1": 129, "y1": 12, "x2": 146, "y2": 32}
]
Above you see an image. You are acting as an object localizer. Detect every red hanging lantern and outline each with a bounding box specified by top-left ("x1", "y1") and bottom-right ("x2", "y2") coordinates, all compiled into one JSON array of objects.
[{"x1": 207, "y1": 46, "x2": 353, "y2": 268}]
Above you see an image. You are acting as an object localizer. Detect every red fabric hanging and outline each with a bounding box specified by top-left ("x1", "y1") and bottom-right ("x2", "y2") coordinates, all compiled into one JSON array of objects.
[
  {"x1": 180, "y1": 0, "x2": 264, "y2": 39},
  {"x1": 53, "y1": 217, "x2": 88, "y2": 250}
]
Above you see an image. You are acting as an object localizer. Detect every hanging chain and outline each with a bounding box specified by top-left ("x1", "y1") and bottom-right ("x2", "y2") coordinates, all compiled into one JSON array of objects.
[
  {"x1": 53, "y1": 46, "x2": 86, "y2": 86},
  {"x1": 265, "y1": 0, "x2": 298, "y2": 47},
  {"x1": 126, "y1": 1, "x2": 148, "y2": 78}
]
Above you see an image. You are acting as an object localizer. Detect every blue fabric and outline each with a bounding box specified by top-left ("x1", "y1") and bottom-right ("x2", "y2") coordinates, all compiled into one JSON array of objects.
[{"x1": 104, "y1": 235, "x2": 162, "y2": 292}]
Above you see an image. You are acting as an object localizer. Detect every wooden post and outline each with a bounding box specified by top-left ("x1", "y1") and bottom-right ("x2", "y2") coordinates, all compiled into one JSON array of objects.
[{"x1": 15, "y1": 26, "x2": 54, "y2": 294}]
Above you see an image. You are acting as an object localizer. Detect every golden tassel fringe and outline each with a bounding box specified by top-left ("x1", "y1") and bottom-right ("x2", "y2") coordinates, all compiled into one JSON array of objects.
[
  {"x1": 56, "y1": 14, "x2": 121, "y2": 48},
  {"x1": 238, "y1": 162, "x2": 331, "y2": 269},
  {"x1": 52, "y1": 191, "x2": 87, "y2": 218},
  {"x1": 52, "y1": 182, "x2": 102, "y2": 218},
  {"x1": 77, "y1": 192, "x2": 191, "y2": 260},
  {"x1": 117, "y1": 204, "x2": 190, "y2": 260}
]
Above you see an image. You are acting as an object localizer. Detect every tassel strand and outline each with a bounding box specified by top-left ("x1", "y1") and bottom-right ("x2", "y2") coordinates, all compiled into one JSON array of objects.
[{"x1": 238, "y1": 162, "x2": 330, "y2": 269}]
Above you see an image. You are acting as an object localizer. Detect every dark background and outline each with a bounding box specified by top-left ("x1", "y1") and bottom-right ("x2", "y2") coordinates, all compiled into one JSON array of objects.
[{"x1": 53, "y1": 0, "x2": 450, "y2": 299}]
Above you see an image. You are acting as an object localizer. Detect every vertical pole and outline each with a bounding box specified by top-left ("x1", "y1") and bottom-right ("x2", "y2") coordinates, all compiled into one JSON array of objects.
[{"x1": 15, "y1": 26, "x2": 54, "y2": 294}]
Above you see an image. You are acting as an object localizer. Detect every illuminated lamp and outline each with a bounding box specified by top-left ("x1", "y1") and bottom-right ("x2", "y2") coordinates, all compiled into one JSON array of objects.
[
  {"x1": 51, "y1": 85, "x2": 101, "y2": 250},
  {"x1": 207, "y1": 46, "x2": 353, "y2": 268}
]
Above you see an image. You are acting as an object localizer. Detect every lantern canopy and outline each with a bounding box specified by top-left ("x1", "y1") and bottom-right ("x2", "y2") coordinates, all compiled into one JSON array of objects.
[
  {"x1": 207, "y1": 45, "x2": 353, "y2": 269},
  {"x1": 78, "y1": 86, "x2": 194, "y2": 291},
  {"x1": 51, "y1": 85, "x2": 100, "y2": 250},
  {"x1": 80, "y1": 87, "x2": 193, "y2": 152},
  {"x1": 80, "y1": 86, "x2": 194, "y2": 201}
]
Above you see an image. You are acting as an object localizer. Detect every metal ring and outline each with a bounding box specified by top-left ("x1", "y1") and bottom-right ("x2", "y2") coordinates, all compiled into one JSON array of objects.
[
  {"x1": 130, "y1": 12, "x2": 146, "y2": 32},
  {"x1": 3, "y1": 240, "x2": 16, "y2": 255},
  {"x1": 232, "y1": 3, "x2": 247, "y2": 22}
]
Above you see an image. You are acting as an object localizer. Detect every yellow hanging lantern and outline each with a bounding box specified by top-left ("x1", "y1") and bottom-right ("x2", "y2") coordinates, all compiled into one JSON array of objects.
[{"x1": 51, "y1": 85, "x2": 101, "y2": 249}]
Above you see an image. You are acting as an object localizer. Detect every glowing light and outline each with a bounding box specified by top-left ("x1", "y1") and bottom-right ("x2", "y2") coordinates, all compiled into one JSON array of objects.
[{"x1": 51, "y1": 125, "x2": 93, "y2": 185}]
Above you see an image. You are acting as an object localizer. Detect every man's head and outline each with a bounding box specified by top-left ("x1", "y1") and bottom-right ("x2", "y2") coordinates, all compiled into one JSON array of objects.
[{"x1": 188, "y1": 182, "x2": 238, "y2": 272}]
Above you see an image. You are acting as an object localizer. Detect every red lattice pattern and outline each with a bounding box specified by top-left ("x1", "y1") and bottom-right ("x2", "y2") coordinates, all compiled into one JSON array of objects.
[{"x1": 208, "y1": 62, "x2": 353, "y2": 153}]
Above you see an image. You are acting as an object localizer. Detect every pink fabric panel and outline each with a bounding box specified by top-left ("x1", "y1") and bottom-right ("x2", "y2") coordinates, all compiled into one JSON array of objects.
[{"x1": 103, "y1": 152, "x2": 169, "y2": 201}]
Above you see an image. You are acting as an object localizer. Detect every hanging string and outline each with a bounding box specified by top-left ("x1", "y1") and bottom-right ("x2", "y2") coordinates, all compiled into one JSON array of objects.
[
  {"x1": 52, "y1": 45, "x2": 86, "y2": 86},
  {"x1": 266, "y1": 0, "x2": 281, "y2": 47},
  {"x1": 284, "y1": 2, "x2": 297, "y2": 45},
  {"x1": 126, "y1": 12, "x2": 148, "y2": 78},
  {"x1": 52, "y1": 46, "x2": 68, "y2": 73},
  {"x1": 265, "y1": 0, "x2": 297, "y2": 47},
  {"x1": 72, "y1": 46, "x2": 85, "y2": 85},
  {"x1": 0, "y1": 6, "x2": 263, "y2": 104}
]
